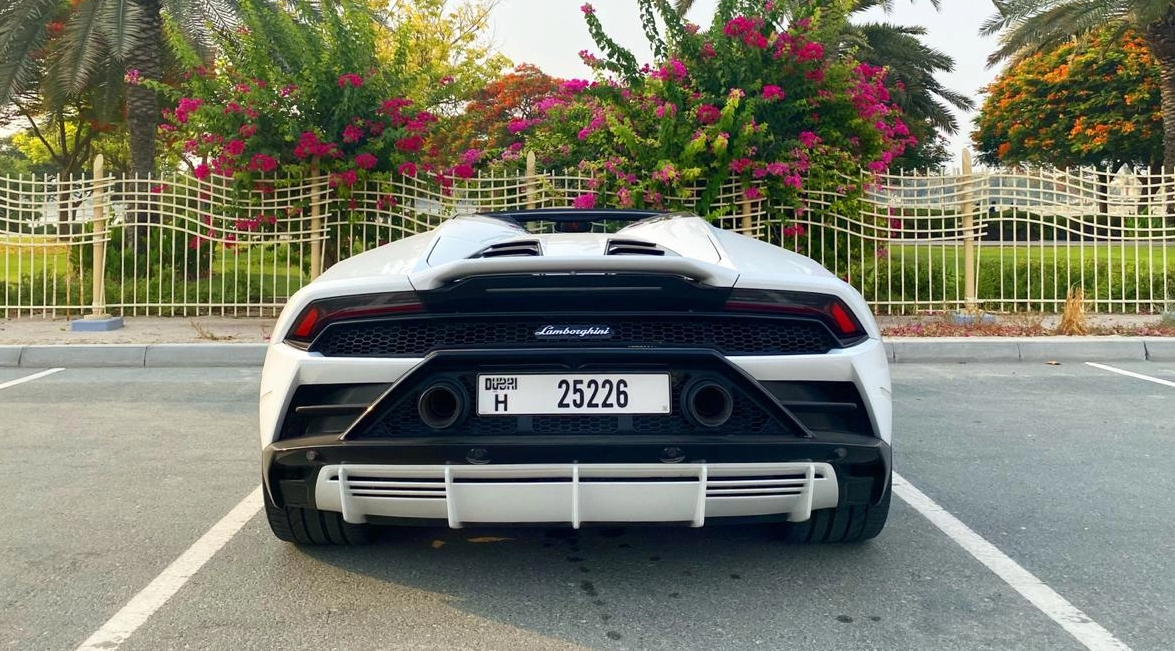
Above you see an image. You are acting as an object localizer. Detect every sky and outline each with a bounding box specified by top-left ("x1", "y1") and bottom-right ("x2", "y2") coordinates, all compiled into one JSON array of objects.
[{"x1": 491, "y1": 0, "x2": 1006, "y2": 166}]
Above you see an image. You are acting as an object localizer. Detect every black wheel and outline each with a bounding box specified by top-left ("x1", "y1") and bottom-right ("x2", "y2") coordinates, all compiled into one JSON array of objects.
[
  {"x1": 780, "y1": 478, "x2": 891, "y2": 544},
  {"x1": 263, "y1": 486, "x2": 370, "y2": 545}
]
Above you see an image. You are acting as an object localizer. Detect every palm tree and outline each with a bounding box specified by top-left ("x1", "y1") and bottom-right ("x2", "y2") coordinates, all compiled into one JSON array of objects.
[
  {"x1": 982, "y1": 0, "x2": 1175, "y2": 171},
  {"x1": 0, "y1": 0, "x2": 239, "y2": 177}
]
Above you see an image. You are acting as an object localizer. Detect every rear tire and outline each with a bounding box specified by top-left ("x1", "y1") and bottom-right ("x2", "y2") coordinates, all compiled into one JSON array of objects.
[
  {"x1": 780, "y1": 478, "x2": 891, "y2": 544},
  {"x1": 263, "y1": 487, "x2": 370, "y2": 545}
]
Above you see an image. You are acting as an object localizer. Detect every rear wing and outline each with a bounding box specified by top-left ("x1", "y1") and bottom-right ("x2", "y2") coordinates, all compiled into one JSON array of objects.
[
  {"x1": 408, "y1": 256, "x2": 740, "y2": 291},
  {"x1": 481, "y1": 208, "x2": 669, "y2": 233}
]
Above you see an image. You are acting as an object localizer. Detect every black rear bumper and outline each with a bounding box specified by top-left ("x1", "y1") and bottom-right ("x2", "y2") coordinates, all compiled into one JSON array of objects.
[
  {"x1": 265, "y1": 346, "x2": 889, "y2": 517},
  {"x1": 263, "y1": 432, "x2": 892, "y2": 513}
]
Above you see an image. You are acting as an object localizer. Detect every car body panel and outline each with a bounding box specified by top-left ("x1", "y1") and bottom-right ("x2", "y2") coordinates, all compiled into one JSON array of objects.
[{"x1": 260, "y1": 210, "x2": 892, "y2": 529}]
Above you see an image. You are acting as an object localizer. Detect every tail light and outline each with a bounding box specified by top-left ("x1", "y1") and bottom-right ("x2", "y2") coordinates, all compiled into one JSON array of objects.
[
  {"x1": 724, "y1": 289, "x2": 868, "y2": 344},
  {"x1": 284, "y1": 292, "x2": 422, "y2": 347}
]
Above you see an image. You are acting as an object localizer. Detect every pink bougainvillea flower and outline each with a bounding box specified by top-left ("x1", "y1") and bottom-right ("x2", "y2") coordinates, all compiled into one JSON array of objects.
[
  {"x1": 452, "y1": 163, "x2": 475, "y2": 179},
  {"x1": 342, "y1": 124, "x2": 364, "y2": 143},
  {"x1": 795, "y1": 42, "x2": 825, "y2": 62},
  {"x1": 395, "y1": 135, "x2": 424, "y2": 153},
  {"x1": 561, "y1": 79, "x2": 590, "y2": 94},
  {"x1": 238, "y1": 124, "x2": 257, "y2": 138},
  {"x1": 696, "y1": 104, "x2": 721, "y2": 125},
  {"x1": 580, "y1": 3, "x2": 594, "y2": 14},
  {"x1": 762, "y1": 85, "x2": 785, "y2": 101},
  {"x1": 174, "y1": 97, "x2": 202, "y2": 124},
  {"x1": 743, "y1": 187, "x2": 762, "y2": 200},
  {"x1": 224, "y1": 139, "x2": 246, "y2": 157},
  {"x1": 193, "y1": 163, "x2": 210, "y2": 180},
  {"x1": 248, "y1": 153, "x2": 278, "y2": 173},
  {"x1": 337, "y1": 73, "x2": 363, "y2": 88},
  {"x1": 354, "y1": 153, "x2": 378, "y2": 170},
  {"x1": 460, "y1": 148, "x2": 482, "y2": 165},
  {"x1": 397, "y1": 162, "x2": 417, "y2": 176},
  {"x1": 328, "y1": 169, "x2": 358, "y2": 188},
  {"x1": 729, "y1": 158, "x2": 753, "y2": 174},
  {"x1": 798, "y1": 131, "x2": 821, "y2": 148},
  {"x1": 571, "y1": 192, "x2": 597, "y2": 209}
]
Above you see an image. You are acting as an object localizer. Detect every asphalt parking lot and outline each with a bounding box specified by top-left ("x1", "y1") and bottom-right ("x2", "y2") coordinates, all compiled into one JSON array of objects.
[{"x1": 1, "y1": 361, "x2": 1172, "y2": 651}]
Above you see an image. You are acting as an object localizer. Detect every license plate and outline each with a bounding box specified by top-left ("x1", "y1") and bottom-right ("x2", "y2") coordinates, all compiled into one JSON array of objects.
[{"x1": 477, "y1": 374, "x2": 671, "y2": 415}]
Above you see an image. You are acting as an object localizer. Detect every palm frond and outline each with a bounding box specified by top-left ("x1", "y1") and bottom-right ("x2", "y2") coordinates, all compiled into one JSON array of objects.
[
  {"x1": 54, "y1": 0, "x2": 113, "y2": 97},
  {"x1": 0, "y1": 0, "x2": 59, "y2": 105},
  {"x1": 988, "y1": 0, "x2": 1131, "y2": 65},
  {"x1": 99, "y1": 0, "x2": 144, "y2": 59}
]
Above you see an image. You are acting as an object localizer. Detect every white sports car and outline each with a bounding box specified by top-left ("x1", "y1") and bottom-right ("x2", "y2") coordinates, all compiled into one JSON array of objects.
[{"x1": 259, "y1": 209, "x2": 892, "y2": 544}]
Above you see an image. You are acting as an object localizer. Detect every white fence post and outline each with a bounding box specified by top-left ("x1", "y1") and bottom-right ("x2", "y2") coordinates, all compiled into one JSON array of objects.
[
  {"x1": 960, "y1": 150, "x2": 978, "y2": 311},
  {"x1": 525, "y1": 151, "x2": 537, "y2": 209},
  {"x1": 87, "y1": 154, "x2": 109, "y2": 320},
  {"x1": 309, "y1": 162, "x2": 324, "y2": 280}
]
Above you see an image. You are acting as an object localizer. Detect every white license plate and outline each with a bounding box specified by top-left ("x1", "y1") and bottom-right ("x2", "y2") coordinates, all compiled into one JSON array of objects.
[{"x1": 477, "y1": 374, "x2": 671, "y2": 415}]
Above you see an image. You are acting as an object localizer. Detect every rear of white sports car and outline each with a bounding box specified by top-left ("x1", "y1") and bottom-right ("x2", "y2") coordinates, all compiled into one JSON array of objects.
[{"x1": 259, "y1": 210, "x2": 892, "y2": 545}]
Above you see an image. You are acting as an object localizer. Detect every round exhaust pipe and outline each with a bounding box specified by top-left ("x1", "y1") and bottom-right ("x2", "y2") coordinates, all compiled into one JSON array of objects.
[
  {"x1": 418, "y1": 380, "x2": 467, "y2": 430},
  {"x1": 683, "y1": 381, "x2": 733, "y2": 428}
]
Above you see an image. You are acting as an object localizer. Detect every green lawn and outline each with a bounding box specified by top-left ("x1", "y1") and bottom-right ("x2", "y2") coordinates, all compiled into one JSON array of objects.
[
  {"x1": 890, "y1": 243, "x2": 1175, "y2": 270},
  {"x1": 1, "y1": 250, "x2": 70, "y2": 282}
]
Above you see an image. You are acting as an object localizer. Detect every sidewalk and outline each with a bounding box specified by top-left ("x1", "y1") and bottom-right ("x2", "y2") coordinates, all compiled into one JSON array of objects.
[{"x1": 0, "y1": 314, "x2": 1172, "y2": 367}]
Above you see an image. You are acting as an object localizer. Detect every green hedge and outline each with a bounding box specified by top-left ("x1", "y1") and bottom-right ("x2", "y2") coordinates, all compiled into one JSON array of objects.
[{"x1": 859, "y1": 257, "x2": 1175, "y2": 312}]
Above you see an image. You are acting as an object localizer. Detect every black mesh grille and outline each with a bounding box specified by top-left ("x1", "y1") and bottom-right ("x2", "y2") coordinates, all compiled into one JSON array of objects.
[
  {"x1": 353, "y1": 372, "x2": 784, "y2": 439},
  {"x1": 315, "y1": 316, "x2": 835, "y2": 357}
]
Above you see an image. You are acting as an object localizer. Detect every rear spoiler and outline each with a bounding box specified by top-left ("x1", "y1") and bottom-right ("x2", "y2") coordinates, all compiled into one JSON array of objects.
[
  {"x1": 481, "y1": 209, "x2": 668, "y2": 232},
  {"x1": 408, "y1": 256, "x2": 740, "y2": 291}
]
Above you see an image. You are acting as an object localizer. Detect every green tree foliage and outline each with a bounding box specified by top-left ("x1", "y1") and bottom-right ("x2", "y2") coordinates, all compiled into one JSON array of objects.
[
  {"x1": 374, "y1": 0, "x2": 512, "y2": 113},
  {"x1": 973, "y1": 29, "x2": 1162, "y2": 168},
  {"x1": 522, "y1": 0, "x2": 915, "y2": 219},
  {"x1": 0, "y1": 0, "x2": 243, "y2": 176},
  {"x1": 982, "y1": 0, "x2": 1175, "y2": 170},
  {"x1": 162, "y1": 0, "x2": 446, "y2": 186},
  {"x1": 430, "y1": 63, "x2": 565, "y2": 166}
]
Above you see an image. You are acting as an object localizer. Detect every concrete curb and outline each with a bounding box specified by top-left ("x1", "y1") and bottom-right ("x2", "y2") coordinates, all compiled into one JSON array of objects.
[
  {"x1": 3, "y1": 343, "x2": 269, "y2": 367},
  {"x1": 2, "y1": 339, "x2": 1173, "y2": 368},
  {"x1": 886, "y1": 337, "x2": 1160, "y2": 363}
]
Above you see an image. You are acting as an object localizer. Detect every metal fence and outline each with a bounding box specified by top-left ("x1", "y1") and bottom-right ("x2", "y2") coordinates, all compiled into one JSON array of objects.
[{"x1": 2, "y1": 153, "x2": 1174, "y2": 318}]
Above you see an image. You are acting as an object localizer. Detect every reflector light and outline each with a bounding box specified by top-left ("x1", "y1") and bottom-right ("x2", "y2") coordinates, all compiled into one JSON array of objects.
[
  {"x1": 285, "y1": 293, "x2": 422, "y2": 345},
  {"x1": 829, "y1": 302, "x2": 858, "y2": 335},
  {"x1": 723, "y1": 289, "x2": 866, "y2": 343}
]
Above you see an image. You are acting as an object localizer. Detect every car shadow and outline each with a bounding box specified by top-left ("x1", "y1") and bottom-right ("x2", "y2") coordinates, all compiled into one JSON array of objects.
[{"x1": 294, "y1": 521, "x2": 901, "y2": 650}]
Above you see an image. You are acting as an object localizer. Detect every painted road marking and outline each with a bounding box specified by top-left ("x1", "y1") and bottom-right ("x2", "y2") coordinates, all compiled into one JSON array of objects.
[
  {"x1": 1086, "y1": 362, "x2": 1175, "y2": 389},
  {"x1": 74, "y1": 487, "x2": 262, "y2": 651},
  {"x1": 0, "y1": 368, "x2": 64, "y2": 391},
  {"x1": 894, "y1": 473, "x2": 1132, "y2": 651}
]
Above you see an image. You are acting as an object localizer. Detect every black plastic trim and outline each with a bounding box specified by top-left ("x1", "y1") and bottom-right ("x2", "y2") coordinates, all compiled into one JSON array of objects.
[
  {"x1": 340, "y1": 348, "x2": 818, "y2": 441},
  {"x1": 262, "y1": 433, "x2": 892, "y2": 511}
]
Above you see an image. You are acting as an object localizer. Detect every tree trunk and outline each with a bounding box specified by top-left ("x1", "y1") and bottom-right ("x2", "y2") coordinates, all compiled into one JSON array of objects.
[
  {"x1": 125, "y1": 0, "x2": 164, "y2": 251},
  {"x1": 125, "y1": 0, "x2": 162, "y2": 176}
]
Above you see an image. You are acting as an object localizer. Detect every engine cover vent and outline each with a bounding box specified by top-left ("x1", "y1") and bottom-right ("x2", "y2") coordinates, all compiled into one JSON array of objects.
[
  {"x1": 472, "y1": 240, "x2": 542, "y2": 258},
  {"x1": 606, "y1": 238, "x2": 670, "y2": 256}
]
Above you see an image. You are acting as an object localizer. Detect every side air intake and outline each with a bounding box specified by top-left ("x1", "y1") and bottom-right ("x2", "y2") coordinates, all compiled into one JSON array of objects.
[{"x1": 472, "y1": 240, "x2": 542, "y2": 258}]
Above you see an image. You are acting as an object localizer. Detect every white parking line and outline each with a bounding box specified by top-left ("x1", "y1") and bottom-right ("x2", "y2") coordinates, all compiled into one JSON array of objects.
[
  {"x1": 74, "y1": 487, "x2": 262, "y2": 651},
  {"x1": 1086, "y1": 362, "x2": 1175, "y2": 389},
  {"x1": 0, "y1": 367, "x2": 64, "y2": 391},
  {"x1": 894, "y1": 473, "x2": 1132, "y2": 651}
]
